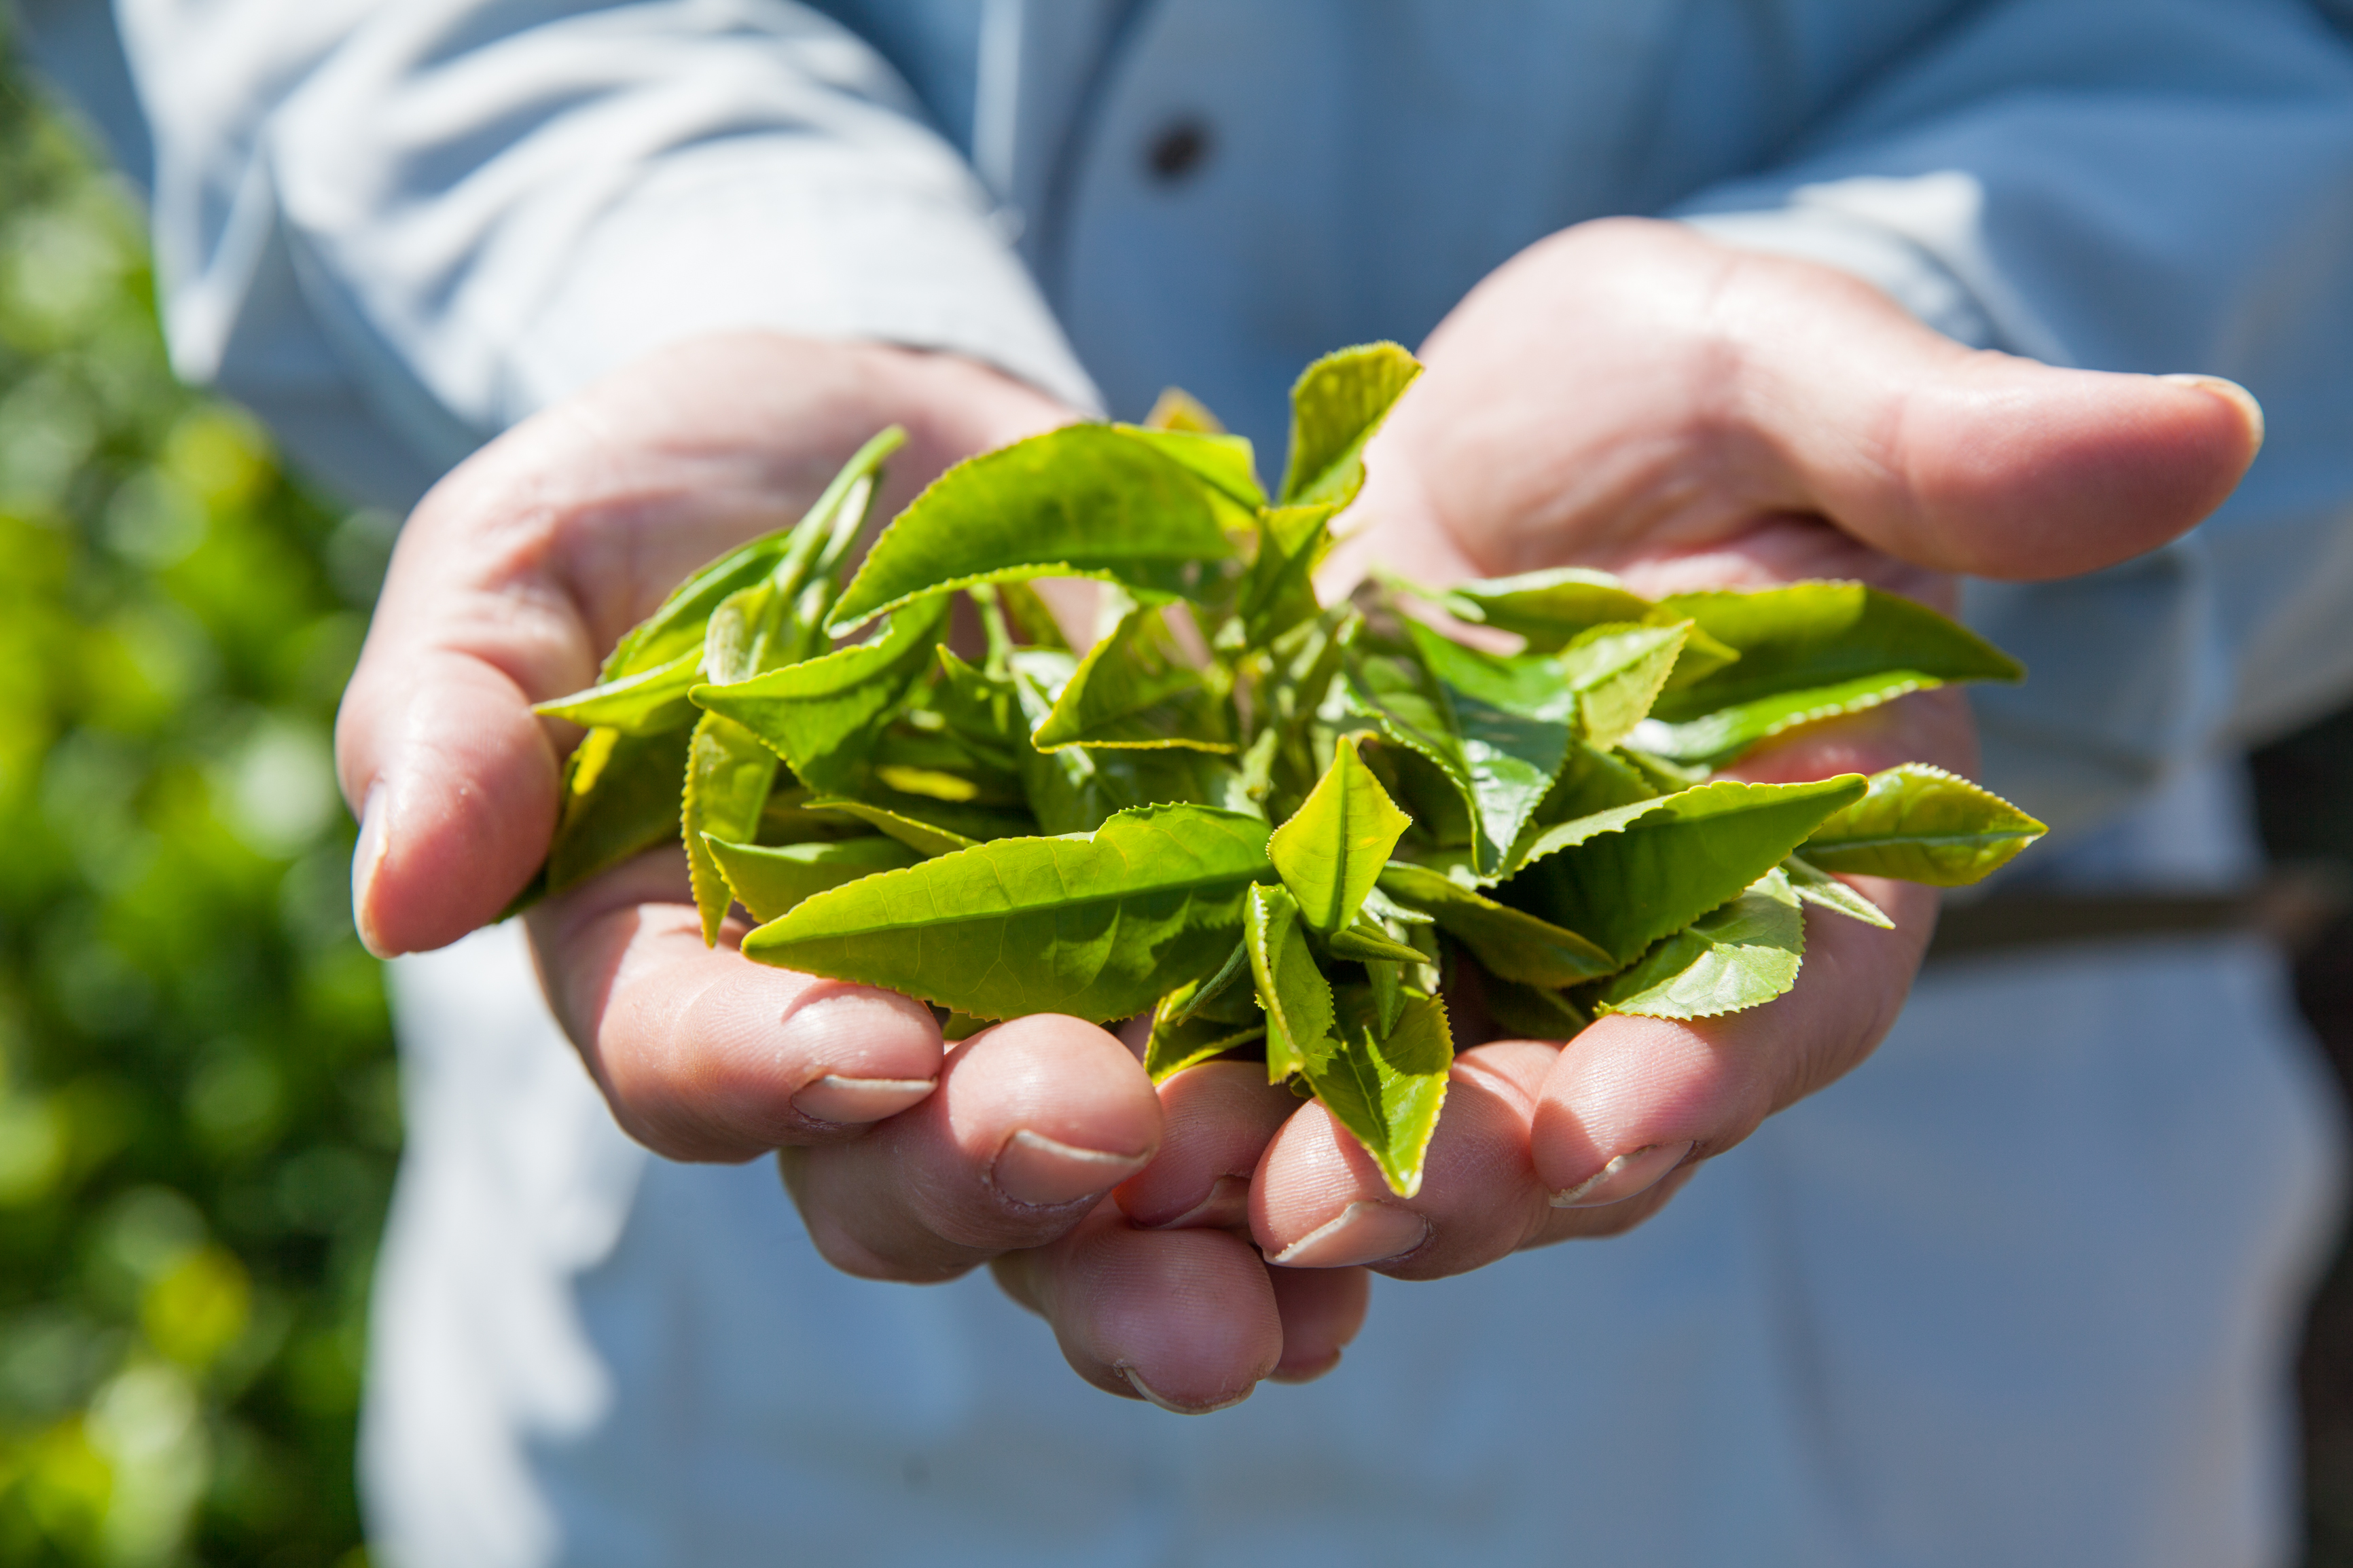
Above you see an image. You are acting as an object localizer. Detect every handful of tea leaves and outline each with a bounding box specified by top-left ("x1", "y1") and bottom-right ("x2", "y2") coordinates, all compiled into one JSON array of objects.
[{"x1": 522, "y1": 344, "x2": 2043, "y2": 1197}]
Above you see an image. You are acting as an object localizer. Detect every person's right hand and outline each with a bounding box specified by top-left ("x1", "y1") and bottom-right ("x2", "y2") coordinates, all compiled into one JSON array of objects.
[{"x1": 337, "y1": 332, "x2": 1365, "y2": 1412}]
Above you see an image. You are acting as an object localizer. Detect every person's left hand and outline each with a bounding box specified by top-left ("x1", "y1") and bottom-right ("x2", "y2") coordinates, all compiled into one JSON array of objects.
[{"x1": 1120, "y1": 217, "x2": 2263, "y2": 1280}]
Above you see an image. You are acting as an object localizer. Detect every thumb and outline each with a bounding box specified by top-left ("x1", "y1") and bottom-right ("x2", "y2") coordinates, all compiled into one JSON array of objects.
[
  {"x1": 1739, "y1": 261, "x2": 2265, "y2": 581},
  {"x1": 336, "y1": 437, "x2": 593, "y2": 955}
]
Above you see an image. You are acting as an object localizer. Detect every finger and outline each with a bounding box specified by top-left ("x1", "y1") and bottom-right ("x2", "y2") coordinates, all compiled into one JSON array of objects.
[
  {"x1": 526, "y1": 848, "x2": 944, "y2": 1160},
  {"x1": 1114, "y1": 1062, "x2": 1301, "y2": 1229},
  {"x1": 1357, "y1": 217, "x2": 2261, "y2": 593},
  {"x1": 1709, "y1": 242, "x2": 2264, "y2": 581},
  {"x1": 992, "y1": 1203, "x2": 1282, "y2": 1413},
  {"x1": 785, "y1": 1014, "x2": 1162, "y2": 1283},
  {"x1": 1525, "y1": 872, "x2": 1934, "y2": 1223},
  {"x1": 1250, "y1": 1041, "x2": 1558, "y2": 1277},
  {"x1": 1265, "y1": 1265, "x2": 1371, "y2": 1384}
]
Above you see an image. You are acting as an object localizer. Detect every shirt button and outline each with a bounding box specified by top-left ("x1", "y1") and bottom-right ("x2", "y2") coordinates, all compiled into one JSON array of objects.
[{"x1": 1143, "y1": 115, "x2": 1214, "y2": 184}]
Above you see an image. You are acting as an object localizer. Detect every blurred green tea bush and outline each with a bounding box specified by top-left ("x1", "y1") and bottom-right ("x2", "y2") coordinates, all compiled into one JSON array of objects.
[{"x1": 0, "y1": 48, "x2": 394, "y2": 1568}]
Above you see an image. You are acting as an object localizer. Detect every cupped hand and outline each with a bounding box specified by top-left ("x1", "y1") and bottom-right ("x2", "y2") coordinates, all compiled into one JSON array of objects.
[
  {"x1": 1223, "y1": 216, "x2": 2267, "y2": 1275},
  {"x1": 336, "y1": 332, "x2": 1362, "y2": 1413}
]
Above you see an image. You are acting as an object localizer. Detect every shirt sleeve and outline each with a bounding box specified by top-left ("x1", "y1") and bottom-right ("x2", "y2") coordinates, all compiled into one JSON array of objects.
[
  {"x1": 37, "y1": 0, "x2": 1100, "y2": 507},
  {"x1": 1669, "y1": 0, "x2": 2353, "y2": 839}
]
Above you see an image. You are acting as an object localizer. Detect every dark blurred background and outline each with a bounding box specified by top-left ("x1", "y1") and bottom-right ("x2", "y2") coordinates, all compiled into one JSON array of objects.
[{"x1": 3, "y1": 33, "x2": 2353, "y2": 1568}]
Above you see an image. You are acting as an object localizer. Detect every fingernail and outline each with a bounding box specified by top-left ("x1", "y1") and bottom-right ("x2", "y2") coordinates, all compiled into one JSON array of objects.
[
  {"x1": 1118, "y1": 1364, "x2": 1253, "y2": 1415},
  {"x1": 2159, "y1": 373, "x2": 2265, "y2": 452},
  {"x1": 352, "y1": 782, "x2": 393, "y2": 958},
  {"x1": 1550, "y1": 1140, "x2": 1693, "y2": 1209},
  {"x1": 990, "y1": 1129, "x2": 1152, "y2": 1207},
  {"x1": 1265, "y1": 1201, "x2": 1430, "y2": 1269},
  {"x1": 1139, "y1": 1173, "x2": 1250, "y2": 1230},
  {"x1": 790, "y1": 1074, "x2": 935, "y2": 1126},
  {"x1": 1268, "y1": 1349, "x2": 1342, "y2": 1386}
]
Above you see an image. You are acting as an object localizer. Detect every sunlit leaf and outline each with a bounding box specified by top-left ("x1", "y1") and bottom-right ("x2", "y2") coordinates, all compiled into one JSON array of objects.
[
  {"x1": 1278, "y1": 342, "x2": 1422, "y2": 508},
  {"x1": 1378, "y1": 861, "x2": 1615, "y2": 987},
  {"x1": 802, "y1": 797, "x2": 980, "y2": 856},
  {"x1": 1346, "y1": 622, "x2": 1573, "y2": 876},
  {"x1": 1799, "y1": 763, "x2": 2044, "y2": 885},
  {"x1": 1301, "y1": 991, "x2": 1452, "y2": 1199},
  {"x1": 1245, "y1": 881, "x2": 1335, "y2": 1083},
  {"x1": 703, "y1": 834, "x2": 921, "y2": 923},
  {"x1": 1782, "y1": 854, "x2": 1895, "y2": 928},
  {"x1": 1011, "y1": 649, "x2": 1241, "y2": 833},
  {"x1": 1119, "y1": 426, "x2": 1265, "y2": 509},
  {"x1": 742, "y1": 804, "x2": 1270, "y2": 1022},
  {"x1": 683, "y1": 712, "x2": 782, "y2": 943},
  {"x1": 829, "y1": 426, "x2": 1241, "y2": 632},
  {"x1": 1031, "y1": 602, "x2": 1232, "y2": 752},
  {"x1": 1597, "y1": 869, "x2": 1806, "y2": 1019},
  {"x1": 1269, "y1": 735, "x2": 1412, "y2": 936},
  {"x1": 1145, "y1": 981, "x2": 1265, "y2": 1084},
  {"x1": 532, "y1": 648, "x2": 700, "y2": 735},
  {"x1": 602, "y1": 425, "x2": 903, "y2": 676},
  {"x1": 1228, "y1": 502, "x2": 1339, "y2": 649},
  {"x1": 1503, "y1": 776, "x2": 1866, "y2": 964},
  {"x1": 1636, "y1": 583, "x2": 2024, "y2": 766},
  {"x1": 1556, "y1": 621, "x2": 1687, "y2": 749},
  {"x1": 1141, "y1": 386, "x2": 1227, "y2": 435},
  {"x1": 543, "y1": 724, "x2": 692, "y2": 897},
  {"x1": 691, "y1": 596, "x2": 950, "y2": 793}
]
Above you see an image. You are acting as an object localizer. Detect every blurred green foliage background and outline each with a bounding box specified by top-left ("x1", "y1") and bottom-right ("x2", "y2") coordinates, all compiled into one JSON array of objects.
[{"x1": 0, "y1": 48, "x2": 394, "y2": 1568}]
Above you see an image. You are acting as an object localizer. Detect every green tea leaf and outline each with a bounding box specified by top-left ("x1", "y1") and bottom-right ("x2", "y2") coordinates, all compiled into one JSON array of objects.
[
  {"x1": 1505, "y1": 776, "x2": 1867, "y2": 964},
  {"x1": 533, "y1": 648, "x2": 702, "y2": 735},
  {"x1": 1596, "y1": 869, "x2": 1806, "y2": 1020},
  {"x1": 1279, "y1": 342, "x2": 1422, "y2": 507},
  {"x1": 1416, "y1": 565, "x2": 1657, "y2": 646},
  {"x1": 603, "y1": 425, "x2": 904, "y2": 677},
  {"x1": 829, "y1": 426, "x2": 1240, "y2": 633},
  {"x1": 1228, "y1": 503, "x2": 1340, "y2": 650},
  {"x1": 996, "y1": 581, "x2": 1073, "y2": 651},
  {"x1": 1141, "y1": 386, "x2": 1227, "y2": 435},
  {"x1": 683, "y1": 712, "x2": 783, "y2": 944},
  {"x1": 1031, "y1": 603, "x2": 1232, "y2": 752},
  {"x1": 1782, "y1": 854, "x2": 1895, "y2": 928},
  {"x1": 802, "y1": 798, "x2": 981, "y2": 856},
  {"x1": 1377, "y1": 862, "x2": 1615, "y2": 987},
  {"x1": 1799, "y1": 763, "x2": 2046, "y2": 886},
  {"x1": 1346, "y1": 623, "x2": 1573, "y2": 877},
  {"x1": 1011, "y1": 649, "x2": 1240, "y2": 833},
  {"x1": 1637, "y1": 583, "x2": 2024, "y2": 766},
  {"x1": 543, "y1": 724, "x2": 694, "y2": 897},
  {"x1": 757, "y1": 787, "x2": 876, "y2": 847},
  {"x1": 1301, "y1": 992, "x2": 1452, "y2": 1199},
  {"x1": 1167, "y1": 936, "x2": 1257, "y2": 1026},
  {"x1": 1556, "y1": 621, "x2": 1687, "y2": 748},
  {"x1": 703, "y1": 834, "x2": 922, "y2": 923},
  {"x1": 1324, "y1": 917, "x2": 1429, "y2": 965},
  {"x1": 1118, "y1": 426, "x2": 1265, "y2": 509},
  {"x1": 930, "y1": 647, "x2": 1032, "y2": 773},
  {"x1": 742, "y1": 804, "x2": 1271, "y2": 1022},
  {"x1": 692, "y1": 596, "x2": 950, "y2": 793},
  {"x1": 1145, "y1": 983, "x2": 1265, "y2": 1084},
  {"x1": 1245, "y1": 882, "x2": 1335, "y2": 1083},
  {"x1": 1269, "y1": 735, "x2": 1412, "y2": 936}
]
